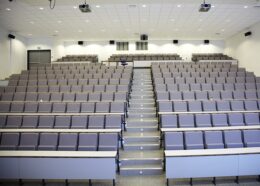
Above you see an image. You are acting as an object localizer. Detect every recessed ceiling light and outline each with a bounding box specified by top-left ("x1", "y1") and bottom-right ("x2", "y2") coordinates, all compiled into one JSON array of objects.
[
  {"x1": 73, "y1": 6, "x2": 77, "y2": 9},
  {"x1": 55, "y1": 30, "x2": 59, "y2": 33},
  {"x1": 170, "y1": 19, "x2": 175, "y2": 22},
  {"x1": 212, "y1": 5, "x2": 215, "y2": 8},
  {"x1": 177, "y1": 4, "x2": 182, "y2": 8},
  {"x1": 244, "y1": 5, "x2": 248, "y2": 8},
  {"x1": 57, "y1": 20, "x2": 62, "y2": 23},
  {"x1": 221, "y1": 29, "x2": 225, "y2": 32},
  {"x1": 39, "y1": 7, "x2": 44, "y2": 10},
  {"x1": 174, "y1": 28, "x2": 179, "y2": 31},
  {"x1": 6, "y1": 8, "x2": 11, "y2": 11},
  {"x1": 78, "y1": 30, "x2": 82, "y2": 32},
  {"x1": 85, "y1": 19, "x2": 89, "y2": 22},
  {"x1": 96, "y1": 5, "x2": 100, "y2": 8},
  {"x1": 30, "y1": 21, "x2": 34, "y2": 24},
  {"x1": 142, "y1": 4, "x2": 147, "y2": 8},
  {"x1": 101, "y1": 29, "x2": 106, "y2": 32}
]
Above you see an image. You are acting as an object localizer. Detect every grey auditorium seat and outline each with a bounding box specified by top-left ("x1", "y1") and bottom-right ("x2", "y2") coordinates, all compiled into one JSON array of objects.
[
  {"x1": 0, "y1": 102, "x2": 11, "y2": 112},
  {"x1": 182, "y1": 91, "x2": 195, "y2": 100},
  {"x1": 13, "y1": 92, "x2": 26, "y2": 101},
  {"x1": 67, "y1": 102, "x2": 80, "y2": 113},
  {"x1": 63, "y1": 93, "x2": 75, "y2": 101},
  {"x1": 81, "y1": 102, "x2": 95, "y2": 113},
  {"x1": 205, "y1": 131, "x2": 224, "y2": 149},
  {"x1": 188, "y1": 101, "x2": 202, "y2": 112},
  {"x1": 71, "y1": 116, "x2": 87, "y2": 129},
  {"x1": 244, "y1": 113, "x2": 260, "y2": 125},
  {"x1": 195, "y1": 114, "x2": 212, "y2": 127},
  {"x1": 224, "y1": 130, "x2": 244, "y2": 148},
  {"x1": 0, "y1": 116, "x2": 6, "y2": 128},
  {"x1": 202, "y1": 101, "x2": 217, "y2": 111},
  {"x1": 244, "y1": 100, "x2": 258, "y2": 111},
  {"x1": 158, "y1": 102, "x2": 173, "y2": 112},
  {"x1": 169, "y1": 92, "x2": 182, "y2": 100},
  {"x1": 38, "y1": 102, "x2": 52, "y2": 113},
  {"x1": 184, "y1": 131, "x2": 204, "y2": 150},
  {"x1": 58, "y1": 133, "x2": 78, "y2": 151},
  {"x1": 22, "y1": 116, "x2": 38, "y2": 128},
  {"x1": 173, "y1": 102, "x2": 188, "y2": 112},
  {"x1": 38, "y1": 116, "x2": 55, "y2": 128},
  {"x1": 160, "y1": 114, "x2": 178, "y2": 128},
  {"x1": 6, "y1": 116, "x2": 22, "y2": 128},
  {"x1": 54, "y1": 116, "x2": 71, "y2": 128},
  {"x1": 38, "y1": 92, "x2": 50, "y2": 101},
  {"x1": 75, "y1": 93, "x2": 88, "y2": 102},
  {"x1": 24, "y1": 102, "x2": 38, "y2": 113},
  {"x1": 25, "y1": 92, "x2": 38, "y2": 101},
  {"x1": 114, "y1": 92, "x2": 127, "y2": 102},
  {"x1": 52, "y1": 102, "x2": 66, "y2": 113},
  {"x1": 38, "y1": 133, "x2": 58, "y2": 150},
  {"x1": 18, "y1": 133, "x2": 39, "y2": 150},
  {"x1": 102, "y1": 92, "x2": 114, "y2": 101},
  {"x1": 212, "y1": 113, "x2": 228, "y2": 127},
  {"x1": 88, "y1": 115, "x2": 104, "y2": 129},
  {"x1": 230, "y1": 100, "x2": 244, "y2": 111},
  {"x1": 50, "y1": 93, "x2": 63, "y2": 101},
  {"x1": 110, "y1": 102, "x2": 125, "y2": 113},
  {"x1": 228, "y1": 113, "x2": 244, "y2": 126},
  {"x1": 10, "y1": 102, "x2": 24, "y2": 113},
  {"x1": 156, "y1": 92, "x2": 169, "y2": 101},
  {"x1": 179, "y1": 114, "x2": 195, "y2": 128},
  {"x1": 165, "y1": 132, "x2": 184, "y2": 150},
  {"x1": 88, "y1": 93, "x2": 101, "y2": 102},
  {"x1": 105, "y1": 115, "x2": 122, "y2": 129},
  {"x1": 217, "y1": 100, "x2": 231, "y2": 111},
  {"x1": 96, "y1": 102, "x2": 110, "y2": 113},
  {"x1": 98, "y1": 133, "x2": 118, "y2": 151},
  {"x1": 78, "y1": 133, "x2": 98, "y2": 151},
  {"x1": 243, "y1": 130, "x2": 260, "y2": 147},
  {"x1": 0, "y1": 133, "x2": 20, "y2": 150}
]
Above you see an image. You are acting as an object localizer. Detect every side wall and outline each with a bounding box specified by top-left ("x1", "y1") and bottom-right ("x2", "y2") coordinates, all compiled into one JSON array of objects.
[{"x1": 225, "y1": 21, "x2": 260, "y2": 76}]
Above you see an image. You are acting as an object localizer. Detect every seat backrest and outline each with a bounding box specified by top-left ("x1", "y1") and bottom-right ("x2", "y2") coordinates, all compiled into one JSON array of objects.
[
  {"x1": 224, "y1": 130, "x2": 244, "y2": 148},
  {"x1": 71, "y1": 116, "x2": 87, "y2": 129},
  {"x1": 0, "y1": 133, "x2": 20, "y2": 150},
  {"x1": 173, "y1": 101, "x2": 187, "y2": 112},
  {"x1": 6, "y1": 116, "x2": 22, "y2": 128},
  {"x1": 98, "y1": 133, "x2": 118, "y2": 151},
  {"x1": 19, "y1": 133, "x2": 39, "y2": 150},
  {"x1": 22, "y1": 116, "x2": 38, "y2": 128},
  {"x1": 10, "y1": 102, "x2": 24, "y2": 113},
  {"x1": 165, "y1": 132, "x2": 184, "y2": 150},
  {"x1": 184, "y1": 131, "x2": 204, "y2": 150},
  {"x1": 243, "y1": 130, "x2": 260, "y2": 147},
  {"x1": 78, "y1": 133, "x2": 98, "y2": 151},
  {"x1": 228, "y1": 113, "x2": 244, "y2": 126},
  {"x1": 38, "y1": 116, "x2": 55, "y2": 128},
  {"x1": 52, "y1": 102, "x2": 66, "y2": 113},
  {"x1": 54, "y1": 116, "x2": 71, "y2": 128},
  {"x1": 195, "y1": 114, "x2": 212, "y2": 127},
  {"x1": 212, "y1": 113, "x2": 228, "y2": 127},
  {"x1": 244, "y1": 113, "x2": 260, "y2": 125},
  {"x1": 178, "y1": 114, "x2": 195, "y2": 128},
  {"x1": 81, "y1": 102, "x2": 95, "y2": 113},
  {"x1": 160, "y1": 114, "x2": 177, "y2": 128},
  {"x1": 88, "y1": 115, "x2": 105, "y2": 129},
  {"x1": 205, "y1": 131, "x2": 224, "y2": 149}
]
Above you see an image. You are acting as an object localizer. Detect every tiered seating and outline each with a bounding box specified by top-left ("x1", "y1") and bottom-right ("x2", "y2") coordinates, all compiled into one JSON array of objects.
[
  {"x1": 56, "y1": 55, "x2": 98, "y2": 63},
  {"x1": 108, "y1": 54, "x2": 182, "y2": 62},
  {"x1": 192, "y1": 53, "x2": 233, "y2": 62},
  {"x1": 151, "y1": 62, "x2": 260, "y2": 184}
]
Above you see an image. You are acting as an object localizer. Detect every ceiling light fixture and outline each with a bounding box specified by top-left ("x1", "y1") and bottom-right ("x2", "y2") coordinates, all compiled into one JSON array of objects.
[
  {"x1": 6, "y1": 8, "x2": 11, "y2": 11},
  {"x1": 244, "y1": 5, "x2": 248, "y2": 8},
  {"x1": 57, "y1": 20, "x2": 62, "y2": 23},
  {"x1": 39, "y1": 7, "x2": 44, "y2": 10},
  {"x1": 177, "y1": 4, "x2": 182, "y2": 8},
  {"x1": 142, "y1": 4, "x2": 147, "y2": 8},
  {"x1": 73, "y1": 6, "x2": 77, "y2": 9},
  {"x1": 96, "y1": 5, "x2": 100, "y2": 8}
]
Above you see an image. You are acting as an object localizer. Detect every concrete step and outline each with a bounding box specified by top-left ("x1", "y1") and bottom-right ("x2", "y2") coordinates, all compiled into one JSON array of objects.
[
  {"x1": 131, "y1": 92, "x2": 154, "y2": 96},
  {"x1": 123, "y1": 142, "x2": 160, "y2": 151},
  {"x1": 128, "y1": 112, "x2": 157, "y2": 118},
  {"x1": 126, "y1": 118, "x2": 158, "y2": 127},
  {"x1": 131, "y1": 87, "x2": 153, "y2": 91},
  {"x1": 129, "y1": 102, "x2": 155, "y2": 108},
  {"x1": 129, "y1": 99, "x2": 155, "y2": 104},
  {"x1": 128, "y1": 108, "x2": 156, "y2": 114},
  {"x1": 126, "y1": 125, "x2": 158, "y2": 132},
  {"x1": 120, "y1": 164, "x2": 163, "y2": 176},
  {"x1": 123, "y1": 135, "x2": 160, "y2": 143},
  {"x1": 120, "y1": 158, "x2": 163, "y2": 166},
  {"x1": 130, "y1": 95, "x2": 154, "y2": 99}
]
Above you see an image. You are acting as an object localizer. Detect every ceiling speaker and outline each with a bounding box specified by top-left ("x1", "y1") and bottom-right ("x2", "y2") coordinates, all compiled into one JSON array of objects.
[
  {"x1": 8, "y1": 34, "x2": 15, "y2": 39},
  {"x1": 140, "y1": 34, "x2": 148, "y2": 41},
  {"x1": 204, "y1": 40, "x2": 210, "y2": 44},
  {"x1": 109, "y1": 40, "x2": 115, "y2": 45},
  {"x1": 244, "y1": 31, "x2": 252, "y2": 37},
  {"x1": 78, "y1": 41, "x2": 84, "y2": 45},
  {"x1": 173, "y1": 40, "x2": 178, "y2": 44}
]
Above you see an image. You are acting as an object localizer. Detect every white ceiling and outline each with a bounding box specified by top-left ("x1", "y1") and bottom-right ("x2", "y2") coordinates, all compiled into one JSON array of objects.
[{"x1": 0, "y1": 0, "x2": 260, "y2": 40}]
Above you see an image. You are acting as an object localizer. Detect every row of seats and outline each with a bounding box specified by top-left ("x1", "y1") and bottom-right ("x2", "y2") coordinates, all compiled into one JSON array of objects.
[
  {"x1": 160, "y1": 112, "x2": 260, "y2": 128},
  {"x1": 56, "y1": 55, "x2": 98, "y2": 63},
  {"x1": 0, "y1": 132, "x2": 118, "y2": 151},
  {"x1": 30, "y1": 62, "x2": 103, "y2": 68},
  {"x1": 156, "y1": 90, "x2": 260, "y2": 101},
  {"x1": 0, "y1": 92, "x2": 128, "y2": 102},
  {"x1": 157, "y1": 100, "x2": 260, "y2": 112},
  {"x1": 155, "y1": 83, "x2": 260, "y2": 92},
  {"x1": 0, "y1": 102, "x2": 126, "y2": 113},
  {"x1": 108, "y1": 54, "x2": 182, "y2": 62},
  {"x1": 2, "y1": 85, "x2": 130, "y2": 93},
  {"x1": 154, "y1": 76, "x2": 259, "y2": 84},
  {"x1": 192, "y1": 53, "x2": 233, "y2": 61},
  {"x1": 151, "y1": 61, "x2": 233, "y2": 67},
  {"x1": 0, "y1": 115, "x2": 122, "y2": 129},
  {"x1": 164, "y1": 130, "x2": 260, "y2": 150}
]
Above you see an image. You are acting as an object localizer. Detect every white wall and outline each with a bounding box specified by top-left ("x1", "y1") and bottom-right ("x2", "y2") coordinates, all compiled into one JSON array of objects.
[
  {"x1": 0, "y1": 27, "x2": 27, "y2": 79},
  {"x1": 225, "y1": 21, "x2": 260, "y2": 76}
]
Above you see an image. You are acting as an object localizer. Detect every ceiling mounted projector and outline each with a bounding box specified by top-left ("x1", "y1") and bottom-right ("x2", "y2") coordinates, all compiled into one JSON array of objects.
[
  {"x1": 199, "y1": 0, "x2": 211, "y2": 12},
  {"x1": 79, "y1": 1, "x2": 91, "y2": 13}
]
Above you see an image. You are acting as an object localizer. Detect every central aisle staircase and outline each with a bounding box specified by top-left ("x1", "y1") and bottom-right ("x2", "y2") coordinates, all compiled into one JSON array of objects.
[{"x1": 119, "y1": 68, "x2": 164, "y2": 176}]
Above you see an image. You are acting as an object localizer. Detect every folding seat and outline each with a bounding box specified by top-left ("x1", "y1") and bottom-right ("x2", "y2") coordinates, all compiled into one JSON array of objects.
[
  {"x1": 38, "y1": 86, "x2": 49, "y2": 92},
  {"x1": 230, "y1": 100, "x2": 244, "y2": 111},
  {"x1": 25, "y1": 92, "x2": 38, "y2": 101},
  {"x1": 1, "y1": 93, "x2": 14, "y2": 101},
  {"x1": 0, "y1": 115, "x2": 6, "y2": 128},
  {"x1": 244, "y1": 113, "x2": 260, "y2": 125},
  {"x1": 62, "y1": 92, "x2": 74, "y2": 101},
  {"x1": 110, "y1": 102, "x2": 125, "y2": 113},
  {"x1": 206, "y1": 77, "x2": 216, "y2": 84},
  {"x1": 78, "y1": 133, "x2": 98, "y2": 151},
  {"x1": 224, "y1": 130, "x2": 244, "y2": 148},
  {"x1": 188, "y1": 101, "x2": 202, "y2": 112},
  {"x1": 226, "y1": 77, "x2": 236, "y2": 83},
  {"x1": 50, "y1": 93, "x2": 63, "y2": 101},
  {"x1": 71, "y1": 85, "x2": 82, "y2": 92},
  {"x1": 160, "y1": 114, "x2": 177, "y2": 128},
  {"x1": 190, "y1": 84, "x2": 201, "y2": 91},
  {"x1": 48, "y1": 79, "x2": 57, "y2": 86},
  {"x1": 182, "y1": 91, "x2": 195, "y2": 100},
  {"x1": 156, "y1": 92, "x2": 169, "y2": 101},
  {"x1": 88, "y1": 79, "x2": 98, "y2": 85},
  {"x1": 169, "y1": 92, "x2": 182, "y2": 100},
  {"x1": 217, "y1": 100, "x2": 231, "y2": 111},
  {"x1": 57, "y1": 79, "x2": 67, "y2": 85},
  {"x1": 201, "y1": 83, "x2": 212, "y2": 91},
  {"x1": 166, "y1": 84, "x2": 177, "y2": 92},
  {"x1": 196, "y1": 77, "x2": 206, "y2": 83},
  {"x1": 58, "y1": 133, "x2": 78, "y2": 151},
  {"x1": 81, "y1": 102, "x2": 95, "y2": 113},
  {"x1": 0, "y1": 133, "x2": 20, "y2": 150},
  {"x1": 246, "y1": 77, "x2": 256, "y2": 83},
  {"x1": 243, "y1": 130, "x2": 260, "y2": 147},
  {"x1": 209, "y1": 72, "x2": 218, "y2": 78},
  {"x1": 8, "y1": 80, "x2": 18, "y2": 86},
  {"x1": 175, "y1": 77, "x2": 185, "y2": 84},
  {"x1": 88, "y1": 115, "x2": 105, "y2": 129},
  {"x1": 178, "y1": 84, "x2": 190, "y2": 91},
  {"x1": 48, "y1": 85, "x2": 59, "y2": 93},
  {"x1": 99, "y1": 78, "x2": 109, "y2": 85},
  {"x1": 221, "y1": 91, "x2": 233, "y2": 100},
  {"x1": 38, "y1": 116, "x2": 55, "y2": 128},
  {"x1": 38, "y1": 102, "x2": 52, "y2": 113},
  {"x1": 155, "y1": 84, "x2": 166, "y2": 91},
  {"x1": 16, "y1": 86, "x2": 27, "y2": 92},
  {"x1": 21, "y1": 115, "x2": 38, "y2": 128},
  {"x1": 4, "y1": 86, "x2": 16, "y2": 93},
  {"x1": 6, "y1": 116, "x2": 23, "y2": 128},
  {"x1": 67, "y1": 79, "x2": 78, "y2": 86},
  {"x1": 244, "y1": 100, "x2": 258, "y2": 111},
  {"x1": 117, "y1": 85, "x2": 129, "y2": 92},
  {"x1": 218, "y1": 72, "x2": 228, "y2": 78},
  {"x1": 94, "y1": 85, "x2": 105, "y2": 92},
  {"x1": 96, "y1": 102, "x2": 110, "y2": 113},
  {"x1": 101, "y1": 92, "x2": 114, "y2": 102},
  {"x1": 114, "y1": 92, "x2": 127, "y2": 102},
  {"x1": 245, "y1": 91, "x2": 257, "y2": 99},
  {"x1": 98, "y1": 133, "x2": 118, "y2": 151},
  {"x1": 234, "y1": 83, "x2": 245, "y2": 91},
  {"x1": 82, "y1": 85, "x2": 94, "y2": 92},
  {"x1": 38, "y1": 133, "x2": 58, "y2": 150},
  {"x1": 105, "y1": 115, "x2": 122, "y2": 129},
  {"x1": 223, "y1": 83, "x2": 235, "y2": 91},
  {"x1": 53, "y1": 102, "x2": 66, "y2": 113},
  {"x1": 173, "y1": 101, "x2": 188, "y2": 112},
  {"x1": 256, "y1": 77, "x2": 260, "y2": 83},
  {"x1": 195, "y1": 114, "x2": 212, "y2": 127},
  {"x1": 88, "y1": 93, "x2": 101, "y2": 102},
  {"x1": 202, "y1": 101, "x2": 216, "y2": 111},
  {"x1": 208, "y1": 91, "x2": 220, "y2": 100},
  {"x1": 212, "y1": 113, "x2": 228, "y2": 127},
  {"x1": 233, "y1": 91, "x2": 245, "y2": 100},
  {"x1": 182, "y1": 72, "x2": 190, "y2": 78},
  {"x1": 236, "y1": 77, "x2": 245, "y2": 83},
  {"x1": 237, "y1": 71, "x2": 246, "y2": 76},
  {"x1": 38, "y1": 92, "x2": 50, "y2": 101},
  {"x1": 205, "y1": 131, "x2": 224, "y2": 149},
  {"x1": 186, "y1": 77, "x2": 195, "y2": 84},
  {"x1": 24, "y1": 102, "x2": 38, "y2": 113},
  {"x1": 18, "y1": 80, "x2": 28, "y2": 86},
  {"x1": 165, "y1": 132, "x2": 184, "y2": 150},
  {"x1": 54, "y1": 116, "x2": 71, "y2": 128},
  {"x1": 216, "y1": 77, "x2": 226, "y2": 84},
  {"x1": 179, "y1": 114, "x2": 195, "y2": 128},
  {"x1": 75, "y1": 93, "x2": 88, "y2": 102},
  {"x1": 228, "y1": 113, "x2": 244, "y2": 126},
  {"x1": 184, "y1": 131, "x2": 204, "y2": 150},
  {"x1": 18, "y1": 133, "x2": 39, "y2": 150},
  {"x1": 164, "y1": 78, "x2": 174, "y2": 84},
  {"x1": 195, "y1": 91, "x2": 208, "y2": 100},
  {"x1": 158, "y1": 102, "x2": 173, "y2": 112},
  {"x1": 78, "y1": 79, "x2": 88, "y2": 85},
  {"x1": 110, "y1": 78, "x2": 120, "y2": 85},
  {"x1": 245, "y1": 83, "x2": 256, "y2": 90},
  {"x1": 154, "y1": 78, "x2": 164, "y2": 84},
  {"x1": 60, "y1": 85, "x2": 71, "y2": 93},
  {"x1": 0, "y1": 102, "x2": 11, "y2": 112},
  {"x1": 106, "y1": 85, "x2": 117, "y2": 92}
]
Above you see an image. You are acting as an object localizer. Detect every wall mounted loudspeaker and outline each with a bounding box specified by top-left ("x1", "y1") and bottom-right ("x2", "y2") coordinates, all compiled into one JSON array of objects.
[
  {"x1": 78, "y1": 41, "x2": 84, "y2": 45},
  {"x1": 8, "y1": 34, "x2": 15, "y2": 39},
  {"x1": 244, "y1": 31, "x2": 252, "y2": 37},
  {"x1": 204, "y1": 40, "x2": 210, "y2": 44},
  {"x1": 173, "y1": 40, "x2": 178, "y2": 44},
  {"x1": 109, "y1": 40, "x2": 115, "y2": 45},
  {"x1": 140, "y1": 34, "x2": 148, "y2": 41}
]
